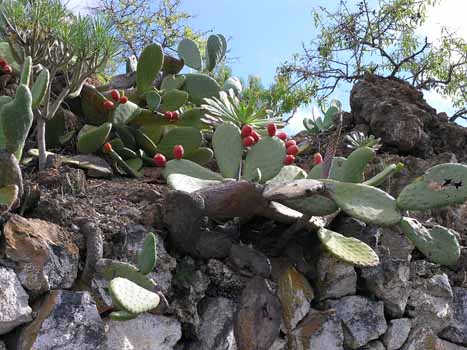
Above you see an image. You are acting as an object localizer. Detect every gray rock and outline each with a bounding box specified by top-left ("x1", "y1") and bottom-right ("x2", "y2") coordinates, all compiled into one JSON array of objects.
[
  {"x1": 382, "y1": 318, "x2": 411, "y2": 350},
  {"x1": 189, "y1": 297, "x2": 236, "y2": 350},
  {"x1": 330, "y1": 216, "x2": 380, "y2": 248},
  {"x1": 440, "y1": 287, "x2": 467, "y2": 345},
  {"x1": 229, "y1": 244, "x2": 271, "y2": 278},
  {"x1": 402, "y1": 327, "x2": 467, "y2": 350},
  {"x1": 290, "y1": 309, "x2": 344, "y2": 350},
  {"x1": 3, "y1": 215, "x2": 79, "y2": 296},
  {"x1": 326, "y1": 296, "x2": 387, "y2": 349},
  {"x1": 105, "y1": 314, "x2": 181, "y2": 350},
  {"x1": 18, "y1": 290, "x2": 104, "y2": 350},
  {"x1": 270, "y1": 337, "x2": 287, "y2": 350},
  {"x1": 0, "y1": 341, "x2": 5, "y2": 350},
  {"x1": 0, "y1": 267, "x2": 32, "y2": 335},
  {"x1": 361, "y1": 256, "x2": 411, "y2": 317},
  {"x1": 315, "y1": 252, "x2": 357, "y2": 300},
  {"x1": 378, "y1": 227, "x2": 414, "y2": 261},
  {"x1": 407, "y1": 273, "x2": 453, "y2": 332},
  {"x1": 360, "y1": 341, "x2": 386, "y2": 350},
  {"x1": 206, "y1": 259, "x2": 246, "y2": 298}
]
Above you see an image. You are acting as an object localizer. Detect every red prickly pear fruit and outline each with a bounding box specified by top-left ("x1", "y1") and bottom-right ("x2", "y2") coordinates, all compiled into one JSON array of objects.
[
  {"x1": 171, "y1": 111, "x2": 179, "y2": 120},
  {"x1": 102, "y1": 143, "x2": 113, "y2": 153},
  {"x1": 267, "y1": 123, "x2": 277, "y2": 137},
  {"x1": 103, "y1": 100, "x2": 115, "y2": 110},
  {"x1": 0, "y1": 58, "x2": 7, "y2": 67},
  {"x1": 241, "y1": 125, "x2": 253, "y2": 137},
  {"x1": 285, "y1": 139, "x2": 296, "y2": 148},
  {"x1": 153, "y1": 153, "x2": 167, "y2": 167},
  {"x1": 313, "y1": 152, "x2": 323, "y2": 165},
  {"x1": 119, "y1": 96, "x2": 128, "y2": 104},
  {"x1": 286, "y1": 145, "x2": 299, "y2": 156},
  {"x1": 2, "y1": 65, "x2": 12, "y2": 74},
  {"x1": 110, "y1": 90, "x2": 120, "y2": 101},
  {"x1": 251, "y1": 130, "x2": 261, "y2": 143},
  {"x1": 283, "y1": 155, "x2": 295, "y2": 165},
  {"x1": 277, "y1": 132, "x2": 287, "y2": 141},
  {"x1": 243, "y1": 136, "x2": 255, "y2": 147},
  {"x1": 173, "y1": 145, "x2": 184, "y2": 159},
  {"x1": 164, "y1": 111, "x2": 173, "y2": 120}
]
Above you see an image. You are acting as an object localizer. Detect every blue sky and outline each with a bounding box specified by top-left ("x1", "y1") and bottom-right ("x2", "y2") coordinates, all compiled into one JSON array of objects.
[{"x1": 69, "y1": 0, "x2": 467, "y2": 133}]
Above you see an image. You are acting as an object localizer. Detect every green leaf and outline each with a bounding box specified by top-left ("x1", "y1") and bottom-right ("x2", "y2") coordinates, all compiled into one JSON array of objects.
[{"x1": 137, "y1": 232, "x2": 157, "y2": 274}]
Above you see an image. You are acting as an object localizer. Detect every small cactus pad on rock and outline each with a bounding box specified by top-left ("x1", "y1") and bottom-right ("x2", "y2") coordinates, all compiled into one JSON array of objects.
[
  {"x1": 212, "y1": 122, "x2": 243, "y2": 178},
  {"x1": 167, "y1": 173, "x2": 221, "y2": 193},
  {"x1": 397, "y1": 163, "x2": 467, "y2": 210},
  {"x1": 163, "y1": 159, "x2": 224, "y2": 181},
  {"x1": 109, "y1": 277, "x2": 160, "y2": 314},
  {"x1": 96, "y1": 259, "x2": 156, "y2": 291},
  {"x1": 318, "y1": 227, "x2": 380, "y2": 266},
  {"x1": 324, "y1": 180, "x2": 402, "y2": 225},
  {"x1": 137, "y1": 232, "x2": 157, "y2": 275},
  {"x1": 399, "y1": 217, "x2": 460, "y2": 267},
  {"x1": 243, "y1": 136, "x2": 286, "y2": 183}
]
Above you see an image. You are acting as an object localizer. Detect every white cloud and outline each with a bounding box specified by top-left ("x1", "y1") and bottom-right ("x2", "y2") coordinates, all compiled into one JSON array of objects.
[
  {"x1": 66, "y1": 0, "x2": 96, "y2": 15},
  {"x1": 284, "y1": 105, "x2": 321, "y2": 136}
]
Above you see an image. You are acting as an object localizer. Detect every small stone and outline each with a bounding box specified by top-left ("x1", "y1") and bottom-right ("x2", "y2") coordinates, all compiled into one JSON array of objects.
[
  {"x1": 325, "y1": 296, "x2": 387, "y2": 349},
  {"x1": 0, "y1": 341, "x2": 6, "y2": 350},
  {"x1": 402, "y1": 327, "x2": 467, "y2": 350},
  {"x1": 105, "y1": 314, "x2": 181, "y2": 350},
  {"x1": 0, "y1": 267, "x2": 32, "y2": 335},
  {"x1": 206, "y1": 259, "x2": 246, "y2": 299},
  {"x1": 229, "y1": 244, "x2": 271, "y2": 278},
  {"x1": 315, "y1": 251, "x2": 357, "y2": 300},
  {"x1": 440, "y1": 287, "x2": 467, "y2": 345},
  {"x1": 3, "y1": 214, "x2": 79, "y2": 296},
  {"x1": 361, "y1": 256, "x2": 411, "y2": 317},
  {"x1": 18, "y1": 290, "x2": 104, "y2": 350},
  {"x1": 378, "y1": 227, "x2": 414, "y2": 261},
  {"x1": 290, "y1": 309, "x2": 344, "y2": 350},
  {"x1": 360, "y1": 341, "x2": 386, "y2": 350},
  {"x1": 438, "y1": 339, "x2": 467, "y2": 350},
  {"x1": 382, "y1": 318, "x2": 411, "y2": 350},
  {"x1": 407, "y1": 273, "x2": 453, "y2": 332},
  {"x1": 189, "y1": 297, "x2": 237, "y2": 350},
  {"x1": 270, "y1": 337, "x2": 287, "y2": 350}
]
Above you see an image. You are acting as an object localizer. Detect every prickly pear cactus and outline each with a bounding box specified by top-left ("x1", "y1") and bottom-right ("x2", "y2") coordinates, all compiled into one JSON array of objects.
[
  {"x1": 212, "y1": 122, "x2": 243, "y2": 178},
  {"x1": 137, "y1": 232, "x2": 157, "y2": 274},
  {"x1": 267, "y1": 166, "x2": 307, "y2": 183},
  {"x1": 0, "y1": 184, "x2": 19, "y2": 214},
  {"x1": 307, "y1": 157, "x2": 346, "y2": 181},
  {"x1": 161, "y1": 74, "x2": 186, "y2": 91},
  {"x1": 324, "y1": 180, "x2": 402, "y2": 225},
  {"x1": 163, "y1": 159, "x2": 224, "y2": 181},
  {"x1": 182, "y1": 73, "x2": 221, "y2": 105},
  {"x1": 31, "y1": 68, "x2": 50, "y2": 109},
  {"x1": 77, "y1": 123, "x2": 112, "y2": 154},
  {"x1": 136, "y1": 43, "x2": 164, "y2": 94},
  {"x1": 317, "y1": 227, "x2": 379, "y2": 266},
  {"x1": 397, "y1": 163, "x2": 467, "y2": 210},
  {"x1": 109, "y1": 277, "x2": 160, "y2": 314},
  {"x1": 243, "y1": 137, "x2": 286, "y2": 183},
  {"x1": 96, "y1": 259, "x2": 156, "y2": 291},
  {"x1": 167, "y1": 173, "x2": 221, "y2": 193},
  {"x1": 364, "y1": 163, "x2": 404, "y2": 187},
  {"x1": 157, "y1": 127, "x2": 202, "y2": 158},
  {"x1": 340, "y1": 146, "x2": 375, "y2": 183},
  {"x1": 399, "y1": 217, "x2": 460, "y2": 267},
  {"x1": 177, "y1": 38, "x2": 202, "y2": 70}
]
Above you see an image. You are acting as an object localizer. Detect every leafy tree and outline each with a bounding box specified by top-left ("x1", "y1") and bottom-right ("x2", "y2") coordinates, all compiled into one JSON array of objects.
[
  {"x1": 0, "y1": 0, "x2": 119, "y2": 169},
  {"x1": 281, "y1": 0, "x2": 467, "y2": 121},
  {"x1": 94, "y1": 0, "x2": 206, "y2": 67}
]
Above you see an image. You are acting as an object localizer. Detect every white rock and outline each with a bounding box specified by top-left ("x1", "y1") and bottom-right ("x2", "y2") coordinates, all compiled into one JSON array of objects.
[
  {"x1": 0, "y1": 267, "x2": 32, "y2": 335},
  {"x1": 382, "y1": 318, "x2": 411, "y2": 350},
  {"x1": 105, "y1": 314, "x2": 181, "y2": 350}
]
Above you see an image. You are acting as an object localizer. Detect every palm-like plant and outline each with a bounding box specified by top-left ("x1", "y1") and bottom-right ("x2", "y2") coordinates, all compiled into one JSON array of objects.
[
  {"x1": 303, "y1": 99, "x2": 341, "y2": 135},
  {"x1": 201, "y1": 89, "x2": 284, "y2": 129},
  {"x1": 345, "y1": 131, "x2": 381, "y2": 150}
]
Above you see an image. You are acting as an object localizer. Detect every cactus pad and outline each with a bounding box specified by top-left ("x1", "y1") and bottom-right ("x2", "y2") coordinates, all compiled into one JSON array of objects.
[
  {"x1": 163, "y1": 159, "x2": 224, "y2": 181},
  {"x1": 160, "y1": 89, "x2": 188, "y2": 112},
  {"x1": 399, "y1": 217, "x2": 460, "y2": 267},
  {"x1": 77, "y1": 123, "x2": 112, "y2": 154},
  {"x1": 364, "y1": 163, "x2": 404, "y2": 187},
  {"x1": 161, "y1": 74, "x2": 186, "y2": 91},
  {"x1": 96, "y1": 259, "x2": 156, "y2": 291},
  {"x1": 185, "y1": 148, "x2": 214, "y2": 165},
  {"x1": 182, "y1": 73, "x2": 221, "y2": 105},
  {"x1": 145, "y1": 90, "x2": 161, "y2": 112},
  {"x1": 0, "y1": 185, "x2": 19, "y2": 214},
  {"x1": 243, "y1": 137, "x2": 286, "y2": 183},
  {"x1": 340, "y1": 146, "x2": 375, "y2": 183},
  {"x1": 177, "y1": 38, "x2": 202, "y2": 70},
  {"x1": 126, "y1": 158, "x2": 143, "y2": 171},
  {"x1": 282, "y1": 196, "x2": 339, "y2": 216},
  {"x1": 109, "y1": 150, "x2": 143, "y2": 178},
  {"x1": 318, "y1": 227, "x2": 379, "y2": 266},
  {"x1": 158, "y1": 127, "x2": 202, "y2": 157},
  {"x1": 397, "y1": 163, "x2": 467, "y2": 210},
  {"x1": 31, "y1": 68, "x2": 50, "y2": 109},
  {"x1": 131, "y1": 129, "x2": 158, "y2": 157},
  {"x1": 136, "y1": 43, "x2": 164, "y2": 93},
  {"x1": 206, "y1": 34, "x2": 225, "y2": 71},
  {"x1": 109, "y1": 310, "x2": 138, "y2": 321},
  {"x1": 223, "y1": 77, "x2": 242, "y2": 96},
  {"x1": 167, "y1": 173, "x2": 222, "y2": 193},
  {"x1": 109, "y1": 277, "x2": 160, "y2": 314},
  {"x1": 324, "y1": 180, "x2": 402, "y2": 225},
  {"x1": 20, "y1": 56, "x2": 32, "y2": 86},
  {"x1": 212, "y1": 122, "x2": 243, "y2": 178},
  {"x1": 137, "y1": 232, "x2": 157, "y2": 274},
  {"x1": 267, "y1": 165, "x2": 307, "y2": 183},
  {"x1": 307, "y1": 157, "x2": 346, "y2": 180},
  {"x1": 112, "y1": 100, "x2": 141, "y2": 125}
]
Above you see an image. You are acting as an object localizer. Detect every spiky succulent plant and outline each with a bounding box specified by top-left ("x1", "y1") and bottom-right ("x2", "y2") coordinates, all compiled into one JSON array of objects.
[{"x1": 346, "y1": 131, "x2": 381, "y2": 150}]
